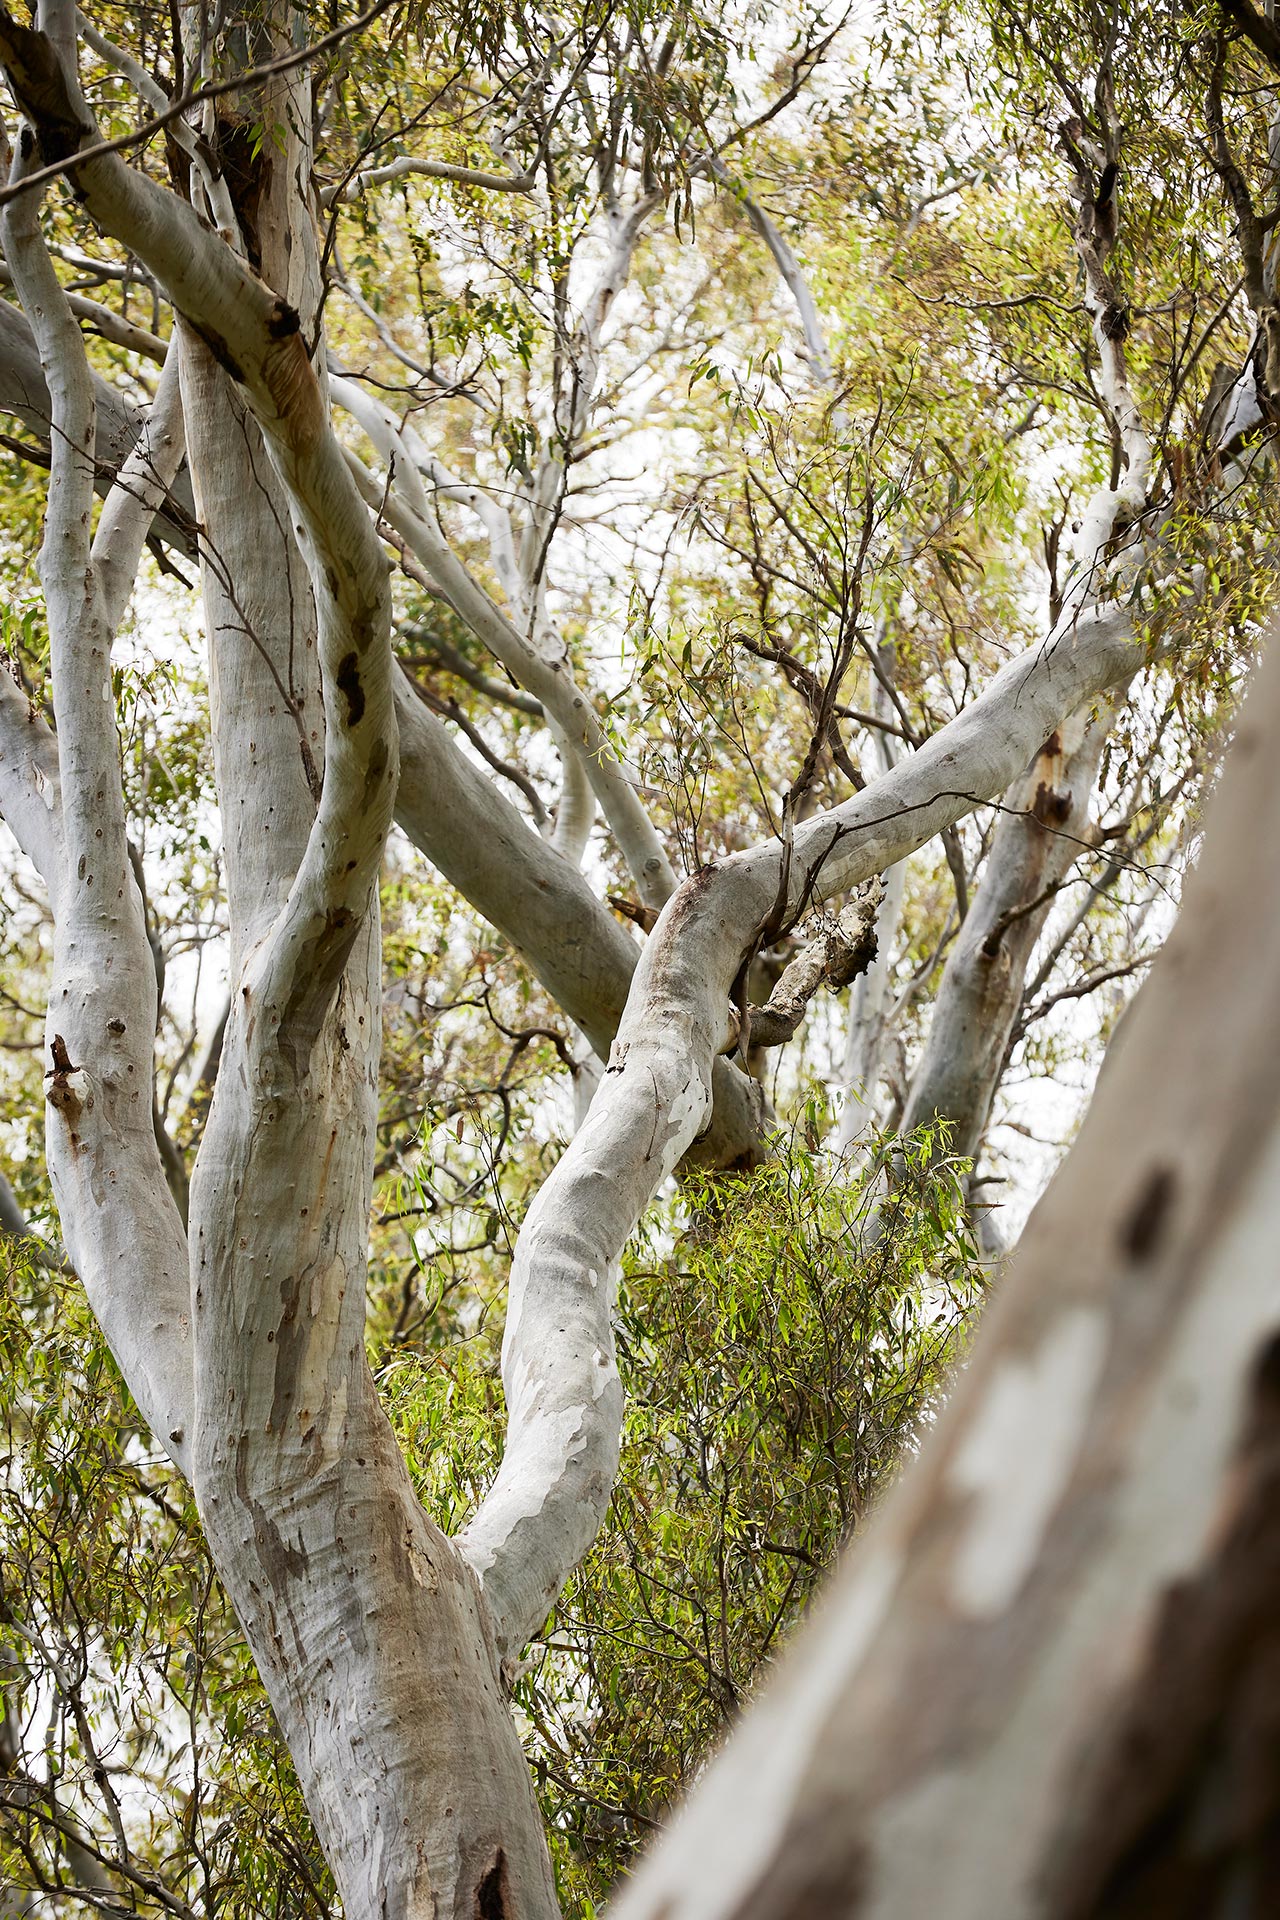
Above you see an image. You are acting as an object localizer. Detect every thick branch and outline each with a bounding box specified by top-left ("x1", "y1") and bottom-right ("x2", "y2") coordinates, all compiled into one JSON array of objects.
[
  {"x1": 392, "y1": 673, "x2": 769, "y2": 1169},
  {"x1": 349, "y1": 449, "x2": 676, "y2": 907},
  {"x1": 1, "y1": 112, "x2": 191, "y2": 1468},
  {"x1": 0, "y1": 657, "x2": 63, "y2": 899},
  {"x1": 0, "y1": 294, "x2": 197, "y2": 551},
  {"x1": 461, "y1": 594, "x2": 1154, "y2": 1659}
]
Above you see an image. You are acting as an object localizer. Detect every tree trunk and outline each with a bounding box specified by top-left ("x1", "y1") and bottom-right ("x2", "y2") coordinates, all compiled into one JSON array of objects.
[
  {"x1": 899, "y1": 700, "x2": 1110, "y2": 1169},
  {"x1": 611, "y1": 629, "x2": 1280, "y2": 1919}
]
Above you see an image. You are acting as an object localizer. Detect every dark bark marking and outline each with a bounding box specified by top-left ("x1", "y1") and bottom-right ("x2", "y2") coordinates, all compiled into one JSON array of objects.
[
  {"x1": 475, "y1": 1849, "x2": 508, "y2": 1920},
  {"x1": 1039, "y1": 1319, "x2": 1280, "y2": 1919},
  {"x1": 722, "y1": 1806, "x2": 868, "y2": 1919},
  {"x1": 44, "y1": 1033, "x2": 83, "y2": 1131},
  {"x1": 269, "y1": 1269, "x2": 307, "y2": 1436},
  {"x1": 267, "y1": 300, "x2": 300, "y2": 340},
  {"x1": 361, "y1": 735, "x2": 391, "y2": 817},
  {"x1": 196, "y1": 323, "x2": 247, "y2": 387},
  {"x1": 0, "y1": 11, "x2": 91, "y2": 166},
  {"x1": 336, "y1": 650, "x2": 365, "y2": 727},
  {"x1": 276, "y1": 908, "x2": 359, "y2": 1079},
  {"x1": 1253, "y1": 1327, "x2": 1280, "y2": 1403},
  {"x1": 1120, "y1": 1165, "x2": 1177, "y2": 1262},
  {"x1": 233, "y1": 1434, "x2": 307, "y2": 1589},
  {"x1": 1033, "y1": 779, "x2": 1073, "y2": 826},
  {"x1": 208, "y1": 112, "x2": 266, "y2": 272}
]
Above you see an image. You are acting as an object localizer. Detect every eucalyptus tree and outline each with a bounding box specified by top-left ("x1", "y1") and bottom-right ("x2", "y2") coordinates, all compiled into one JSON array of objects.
[{"x1": 0, "y1": 0, "x2": 1276, "y2": 1915}]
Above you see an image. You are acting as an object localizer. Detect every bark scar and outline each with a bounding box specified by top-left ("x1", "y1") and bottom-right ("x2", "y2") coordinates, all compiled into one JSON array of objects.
[
  {"x1": 44, "y1": 1033, "x2": 84, "y2": 1128},
  {"x1": 475, "y1": 1848, "x2": 508, "y2": 1919}
]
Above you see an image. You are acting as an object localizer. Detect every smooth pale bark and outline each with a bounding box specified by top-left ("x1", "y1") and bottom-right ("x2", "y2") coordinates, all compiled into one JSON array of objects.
[
  {"x1": 168, "y1": 26, "x2": 558, "y2": 1911},
  {"x1": 897, "y1": 128, "x2": 1152, "y2": 1189},
  {"x1": 463, "y1": 594, "x2": 1153, "y2": 1659},
  {"x1": 835, "y1": 705, "x2": 906, "y2": 1142},
  {"x1": 0, "y1": 275, "x2": 769, "y2": 1167},
  {"x1": 0, "y1": 107, "x2": 193, "y2": 1469},
  {"x1": 0, "y1": 654, "x2": 63, "y2": 897},
  {"x1": 178, "y1": 331, "x2": 325, "y2": 966},
  {"x1": 611, "y1": 629, "x2": 1280, "y2": 1920},
  {"x1": 0, "y1": 15, "x2": 560, "y2": 1912},
  {"x1": 900, "y1": 702, "x2": 1110, "y2": 1164},
  {"x1": 2, "y1": 19, "x2": 1255, "y2": 1915}
]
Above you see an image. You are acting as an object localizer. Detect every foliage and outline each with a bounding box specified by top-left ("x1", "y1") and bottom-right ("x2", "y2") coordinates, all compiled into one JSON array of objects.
[
  {"x1": 379, "y1": 1115, "x2": 983, "y2": 1909},
  {"x1": 1, "y1": 1119, "x2": 980, "y2": 1915},
  {"x1": 0, "y1": 1239, "x2": 332, "y2": 1918},
  {"x1": 0, "y1": 0, "x2": 1277, "y2": 1903}
]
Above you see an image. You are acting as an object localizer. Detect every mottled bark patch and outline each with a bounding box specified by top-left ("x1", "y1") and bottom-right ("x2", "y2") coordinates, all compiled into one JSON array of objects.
[
  {"x1": 233, "y1": 1434, "x2": 307, "y2": 1588},
  {"x1": 276, "y1": 908, "x2": 359, "y2": 1079},
  {"x1": 1039, "y1": 1327, "x2": 1280, "y2": 1918}
]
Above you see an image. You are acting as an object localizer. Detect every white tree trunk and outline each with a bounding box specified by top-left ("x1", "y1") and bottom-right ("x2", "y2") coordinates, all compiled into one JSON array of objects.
[
  {"x1": 2, "y1": 18, "x2": 1266, "y2": 1918},
  {"x1": 899, "y1": 702, "x2": 1110, "y2": 1165},
  {"x1": 611, "y1": 623, "x2": 1280, "y2": 1920},
  {"x1": 0, "y1": 14, "x2": 562, "y2": 1911}
]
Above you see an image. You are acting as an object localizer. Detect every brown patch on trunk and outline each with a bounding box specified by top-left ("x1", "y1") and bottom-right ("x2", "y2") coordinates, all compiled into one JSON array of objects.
[
  {"x1": 44, "y1": 1034, "x2": 83, "y2": 1132},
  {"x1": 1040, "y1": 1329, "x2": 1280, "y2": 1918},
  {"x1": 1120, "y1": 1165, "x2": 1177, "y2": 1261},
  {"x1": 1032, "y1": 780, "x2": 1073, "y2": 827}
]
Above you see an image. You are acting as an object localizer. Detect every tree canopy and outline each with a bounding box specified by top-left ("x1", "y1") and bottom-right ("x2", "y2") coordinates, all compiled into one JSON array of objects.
[{"x1": 0, "y1": 0, "x2": 1277, "y2": 1913}]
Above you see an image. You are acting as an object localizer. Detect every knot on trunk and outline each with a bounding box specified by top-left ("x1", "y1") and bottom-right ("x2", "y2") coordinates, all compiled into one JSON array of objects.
[{"x1": 44, "y1": 1033, "x2": 88, "y2": 1128}]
